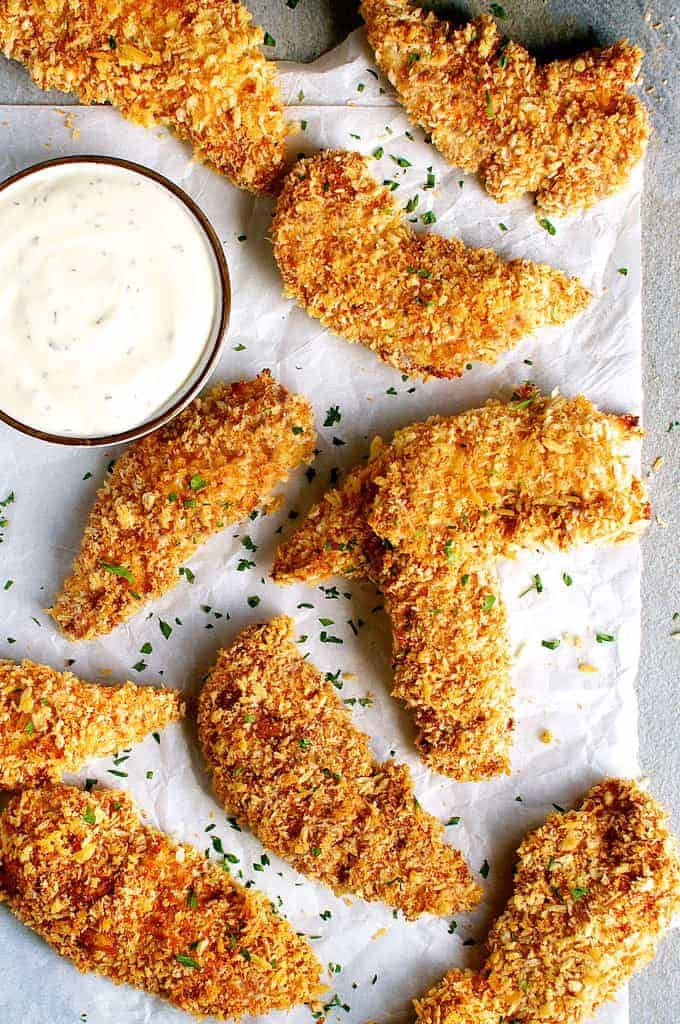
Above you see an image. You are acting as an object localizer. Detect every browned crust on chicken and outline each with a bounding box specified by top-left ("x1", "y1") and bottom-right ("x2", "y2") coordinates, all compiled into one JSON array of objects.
[
  {"x1": 272, "y1": 151, "x2": 591, "y2": 379},
  {"x1": 197, "y1": 616, "x2": 481, "y2": 918},
  {"x1": 361, "y1": 2, "x2": 650, "y2": 215},
  {"x1": 0, "y1": 785, "x2": 323, "y2": 1018},
  {"x1": 272, "y1": 390, "x2": 649, "y2": 781},
  {"x1": 0, "y1": 0, "x2": 290, "y2": 193},
  {"x1": 0, "y1": 659, "x2": 184, "y2": 789},
  {"x1": 50, "y1": 372, "x2": 315, "y2": 641},
  {"x1": 414, "y1": 779, "x2": 680, "y2": 1024}
]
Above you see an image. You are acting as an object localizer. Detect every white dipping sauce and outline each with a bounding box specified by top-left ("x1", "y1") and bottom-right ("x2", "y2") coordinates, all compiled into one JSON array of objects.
[{"x1": 0, "y1": 162, "x2": 220, "y2": 437}]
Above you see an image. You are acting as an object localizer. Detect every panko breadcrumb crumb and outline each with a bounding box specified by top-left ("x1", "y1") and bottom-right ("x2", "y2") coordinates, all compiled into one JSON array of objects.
[
  {"x1": 361, "y1": 2, "x2": 650, "y2": 215},
  {"x1": 272, "y1": 151, "x2": 591, "y2": 379},
  {"x1": 0, "y1": 0, "x2": 290, "y2": 193},
  {"x1": 198, "y1": 617, "x2": 481, "y2": 918},
  {"x1": 414, "y1": 779, "x2": 680, "y2": 1024},
  {"x1": 272, "y1": 389, "x2": 649, "y2": 781},
  {"x1": 0, "y1": 659, "x2": 184, "y2": 789},
  {"x1": 0, "y1": 785, "x2": 323, "y2": 1018},
  {"x1": 50, "y1": 372, "x2": 315, "y2": 641}
]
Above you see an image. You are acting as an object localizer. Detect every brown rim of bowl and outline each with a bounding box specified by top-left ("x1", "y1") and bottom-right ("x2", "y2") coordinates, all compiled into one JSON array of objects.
[{"x1": 0, "y1": 154, "x2": 231, "y2": 447}]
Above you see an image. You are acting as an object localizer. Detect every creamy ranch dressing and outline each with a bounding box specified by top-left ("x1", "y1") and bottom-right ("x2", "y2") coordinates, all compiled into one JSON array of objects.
[{"x1": 0, "y1": 162, "x2": 219, "y2": 436}]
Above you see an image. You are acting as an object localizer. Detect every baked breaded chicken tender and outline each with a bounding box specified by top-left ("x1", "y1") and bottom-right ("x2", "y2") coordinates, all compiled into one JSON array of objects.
[
  {"x1": 414, "y1": 779, "x2": 680, "y2": 1024},
  {"x1": 361, "y1": 2, "x2": 650, "y2": 215},
  {"x1": 272, "y1": 151, "x2": 591, "y2": 378},
  {"x1": 0, "y1": 659, "x2": 184, "y2": 789},
  {"x1": 273, "y1": 389, "x2": 649, "y2": 781},
  {"x1": 0, "y1": 0, "x2": 290, "y2": 193},
  {"x1": 51, "y1": 372, "x2": 315, "y2": 641},
  {"x1": 0, "y1": 785, "x2": 323, "y2": 1018},
  {"x1": 198, "y1": 617, "x2": 481, "y2": 918}
]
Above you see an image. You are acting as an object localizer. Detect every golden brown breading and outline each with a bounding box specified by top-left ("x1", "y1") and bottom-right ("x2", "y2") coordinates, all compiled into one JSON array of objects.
[
  {"x1": 272, "y1": 151, "x2": 591, "y2": 379},
  {"x1": 0, "y1": 0, "x2": 290, "y2": 193},
  {"x1": 198, "y1": 616, "x2": 481, "y2": 918},
  {"x1": 0, "y1": 659, "x2": 184, "y2": 790},
  {"x1": 0, "y1": 785, "x2": 323, "y2": 1018},
  {"x1": 272, "y1": 389, "x2": 649, "y2": 780},
  {"x1": 50, "y1": 372, "x2": 315, "y2": 641},
  {"x1": 361, "y1": 2, "x2": 650, "y2": 215},
  {"x1": 414, "y1": 779, "x2": 680, "y2": 1024},
  {"x1": 378, "y1": 558, "x2": 513, "y2": 780}
]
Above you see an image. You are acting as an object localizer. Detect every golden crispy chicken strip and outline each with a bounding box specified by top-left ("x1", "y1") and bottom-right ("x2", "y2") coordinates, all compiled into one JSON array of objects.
[
  {"x1": 378, "y1": 557, "x2": 513, "y2": 780},
  {"x1": 0, "y1": 785, "x2": 323, "y2": 1018},
  {"x1": 272, "y1": 390, "x2": 649, "y2": 780},
  {"x1": 361, "y1": 2, "x2": 650, "y2": 215},
  {"x1": 0, "y1": 659, "x2": 184, "y2": 789},
  {"x1": 198, "y1": 617, "x2": 481, "y2": 918},
  {"x1": 50, "y1": 372, "x2": 315, "y2": 641},
  {"x1": 272, "y1": 151, "x2": 591, "y2": 379},
  {"x1": 0, "y1": 0, "x2": 289, "y2": 193},
  {"x1": 414, "y1": 779, "x2": 680, "y2": 1024}
]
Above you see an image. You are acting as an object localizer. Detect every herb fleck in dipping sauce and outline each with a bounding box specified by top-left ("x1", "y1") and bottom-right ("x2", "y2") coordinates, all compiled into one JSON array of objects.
[{"x1": 0, "y1": 162, "x2": 220, "y2": 437}]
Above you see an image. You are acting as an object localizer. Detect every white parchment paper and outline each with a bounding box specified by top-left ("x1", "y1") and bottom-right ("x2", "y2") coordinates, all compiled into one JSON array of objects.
[{"x1": 0, "y1": 28, "x2": 644, "y2": 1024}]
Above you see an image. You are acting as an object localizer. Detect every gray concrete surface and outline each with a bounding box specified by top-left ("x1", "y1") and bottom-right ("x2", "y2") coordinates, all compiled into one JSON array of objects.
[{"x1": 0, "y1": 0, "x2": 677, "y2": 1020}]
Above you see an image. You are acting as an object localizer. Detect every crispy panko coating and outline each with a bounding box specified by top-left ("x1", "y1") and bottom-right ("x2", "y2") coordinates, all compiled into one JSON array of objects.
[
  {"x1": 50, "y1": 372, "x2": 315, "y2": 641},
  {"x1": 414, "y1": 779, "x2": 680, "y2": 1024},
  {"x1": 0, "y1": 785, "x2": 323, "y2": 1018},
  {"x1": 272, "y1": 389, "x2": 650, "y2": 780},
  {"x1": 198, "y1": 617, "x2": 481, "y2": 918},
  {"x1": 272, "y1": 151, "x2": 591, "y2": 379},
  {"x1": 0, "y1": 0, "x2": 290, "y2": 193},
  {"x1": 361, "y1": 2, "x2": 650, "y2": 215},
  {"x1": 0, "y1": 659, "x2": 184, "y2": 790}
]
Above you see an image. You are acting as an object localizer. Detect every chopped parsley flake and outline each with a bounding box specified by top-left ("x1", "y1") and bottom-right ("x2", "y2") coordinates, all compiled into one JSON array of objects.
[
  {"x1": 176, "y1": 954, "x2": 200, "y2": 969},
  {"x1": 539, "y1": 218, "x2": 557, "y2": 235},
  {"x1": 263, "y1": 32, "x2": 276, "y2": 47},
  {"x1": 324, "y1": 406, "x2": 341, "y2": 427},
  {"x1": 542, "y1": 639, "x2": 560, "y2": 650},
  {"x1": 596, "y1": 632, "x2": 615, "y2": 643},
  {"x1": 99, "y1": 561, "x2": 134, "y2": 583}
]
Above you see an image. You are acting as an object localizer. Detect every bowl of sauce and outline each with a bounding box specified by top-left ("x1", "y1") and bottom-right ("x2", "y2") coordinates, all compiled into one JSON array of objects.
[{"x1": 0, "y1": 156, "x2": 230, "y2": 445}]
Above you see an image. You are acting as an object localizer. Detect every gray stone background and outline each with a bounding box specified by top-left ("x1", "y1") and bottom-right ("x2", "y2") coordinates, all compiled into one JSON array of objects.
[{"x1": 0, "y1": 0, "x2": 677, "y2": 1020}]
